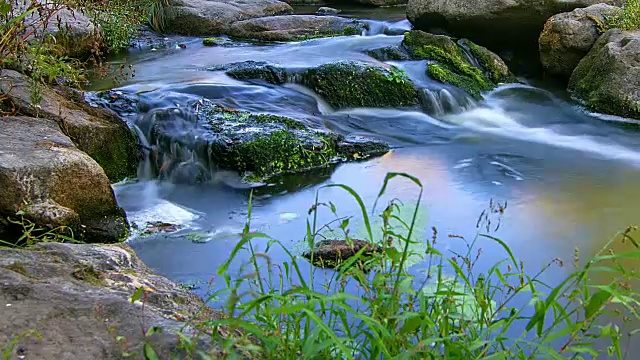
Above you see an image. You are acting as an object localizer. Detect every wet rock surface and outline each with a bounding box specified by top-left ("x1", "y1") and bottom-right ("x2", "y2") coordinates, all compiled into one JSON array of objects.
[
  {"x1": 144, "y1": 100, "x2": 390, "y2": 182},
  {"x1": 303, "y1": 239, "x2": 383, "y2": 269}
]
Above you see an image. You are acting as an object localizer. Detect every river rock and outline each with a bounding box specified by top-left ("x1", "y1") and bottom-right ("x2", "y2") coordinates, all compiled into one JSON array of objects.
[
  {"x1": 317, "y1": 7, "x2": 341, "y2": 15},
  {"x1": 142, "y1": 100, "x2": 390, "y2": 182},
  {"x1": 210, "y1": 60, "x2": 289, "y2": 84},
  {"x1": 401, "y1": 30, "x2": 515, "y2": 99},
  {"x1": 0, "y1": 70, "x2": 139, "y2": 183},
  {"x1": 302, "y1": 239, "x2": 383, "y2": 269},
  {"x1": 0, "y1": 116, "x2": 128, "y2": 243},
  {"x1": 367, "y1": 46, "x2": 411, "y2": 61},
  {"x1": 299, "y1": 61, "x2": 418, "y2": 108},
  {"x1": 539, "y1": 4, "x2": 621, "y2": 78},
  {"x1": 212, "y1": 60, "x2": 419, "y2": 109},
  {"x1": 163, "y1": 0, "x2": 293, "y2": 36},
  {"x1": 406, "y1": 0, "x2": 619, "y2": 49},
  {"x1": 568, "y1": 29, "x2": 640, "y2": 119},
  {"x1": 0, "y1": 242, "x2": 225, "y2": 358},
  {"x1": 227, "y1": 15, "x2": 366, "y2": 41}
]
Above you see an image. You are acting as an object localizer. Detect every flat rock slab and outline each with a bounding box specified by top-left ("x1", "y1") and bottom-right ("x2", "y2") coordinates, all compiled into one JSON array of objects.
[
  {"x1": 227, "y1": 15, "x2": 366, "y2": 41},
  {"x1": 163, "y1": 0, "x2": 293, "y2": 35},
  {"x1": 0, "y1": 242, "x2": 224, "y2": 358}
]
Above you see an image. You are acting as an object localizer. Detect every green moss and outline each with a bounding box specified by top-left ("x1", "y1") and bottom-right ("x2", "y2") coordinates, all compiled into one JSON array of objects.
[
  {"x1": 402, "y1": 31, "x2": 497, "y2": 98},
  {"x1": 196, "y1": 101, "x2": 389, "y2": 182},
  {"x1": 3, "y1": 262, "x2": 27, "y2": 276},
  {"x1": 301, "y1": 61, "x2": 418, "y2": 109},
  {"x1": 72, "y1": 265, "x2": 104, "y2": 286},
  {"x1": 342, "y1": 25, "x2": 361, "y2": 36},
  {"x1": 220, "y1": 130, "x2": 338, "y2": 182},
  {"x1": 202, "y1": 37, "x2": 221, "y2": 46},
  {"x1": 460, "y1": 39, "x2": 516, "y2": 84}
]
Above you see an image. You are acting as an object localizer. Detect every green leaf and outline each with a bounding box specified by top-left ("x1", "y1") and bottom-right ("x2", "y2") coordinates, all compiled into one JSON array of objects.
[
  {"x1": 144, "y1": 343, "x2": 160, "y2": 360},
  {"x1": 399, "y1": 314, "x2": 422, "y2": 335},
  {"x1": 584, "y1": 289, "x2": 612, "y2": 320},
  {"x1": 145, "y1": 326, "x2": 163, "y2": 337},
  {"x1": 0, "y1": 1, "x2": 10, "y2": 16},
  {"x1": 131, "y1": 287, "x2": 144, "y2": 304}
]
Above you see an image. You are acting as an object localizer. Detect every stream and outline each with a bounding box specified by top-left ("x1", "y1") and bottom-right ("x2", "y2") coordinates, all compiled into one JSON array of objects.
[{"x1": 89, "y1": 5, "x2": 640, "y2": 353}]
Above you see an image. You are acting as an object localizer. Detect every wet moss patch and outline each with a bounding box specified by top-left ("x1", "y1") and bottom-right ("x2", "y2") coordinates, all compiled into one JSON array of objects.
[
  {"x1": 402, "y1": 30, "x2": 514, "y2": 99},
  {"x1": 195, "y1": 102, "x2": 389, "y2": 182},
  {"x1": 72, "y1": 264, "x2": 105, "y2": 286},
  {"x1": 300, "y1": 61, "x2": 418, "y2": 109}
]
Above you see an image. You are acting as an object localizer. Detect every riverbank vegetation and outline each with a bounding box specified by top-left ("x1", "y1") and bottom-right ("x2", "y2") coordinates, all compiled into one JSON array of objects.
[
  {"x1": 1, "y1": 168, "x2": 639, "y2": 359},
  {"x1": 0, "y1": 0, "x2": 165, "y2": 106},
  {"x1": 608, "y1": 0, "x2": 640, "y2": 30},
  {"x1": 173, "y1": 174, "x2": 640, "y2": 359}
]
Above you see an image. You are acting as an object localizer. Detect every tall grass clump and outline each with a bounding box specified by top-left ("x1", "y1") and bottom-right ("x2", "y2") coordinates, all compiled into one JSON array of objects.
[
  {"x1": 179, "y1": 172, "x2": 640, "y2": 359},
  {"x1": 607, "y1": 0, "x2": 640, "y2": 30}
]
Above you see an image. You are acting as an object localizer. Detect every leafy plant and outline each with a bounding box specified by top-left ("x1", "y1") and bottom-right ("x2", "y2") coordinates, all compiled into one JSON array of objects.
[
  {"x1": 0, "y1": 211, "x2": 75, "y2": 248},
  {"x1": 607, "y1": 0, "x2": 640, "y2": 31},
  {"x1": 182, "y1": 172, "x2": 640, "y2": 359}
]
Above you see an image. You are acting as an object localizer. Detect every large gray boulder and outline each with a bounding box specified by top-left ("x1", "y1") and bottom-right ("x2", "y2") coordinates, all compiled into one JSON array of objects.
[
  {"x1": 0, "y1": 242, "x2": 224, "y2": 358},
  {"x1": 568, "y1": 29, "x2": 640, "y2": 119},
  {"x1": 227, "y1": 15, "x2": 366, "y2": 41},
  {"x1": 1, "y1": 70, "x2": 140, "y2": 183},
  {"x1": 163, "y1": 0, "x2": 293, "y2": 35},
  {"x1": 406, "y1": 0, "x2": 619, "y2": 48},
  {"x1": 539, "y1": 4, "x2": 621, "y2": 78},
  {"x1": 0, "y1": 116, "x2": 128, "y2": 243}
]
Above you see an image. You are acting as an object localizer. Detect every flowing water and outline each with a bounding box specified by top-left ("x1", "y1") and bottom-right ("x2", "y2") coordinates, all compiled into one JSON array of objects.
[{"x1": 89, "y1": 5, "x2": 640, "y2": 353}]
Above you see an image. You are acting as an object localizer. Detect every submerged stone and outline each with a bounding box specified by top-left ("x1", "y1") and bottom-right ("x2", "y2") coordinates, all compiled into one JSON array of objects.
[
  {"x1": 209, "y1": 61, "x2": 288, "y2": 84},
  {"x1": 365, "y1": 45, "x2": 411, "y2": 61},
  {"x1": 302, "y1": 239, "x2": 383, "y2": 269}
]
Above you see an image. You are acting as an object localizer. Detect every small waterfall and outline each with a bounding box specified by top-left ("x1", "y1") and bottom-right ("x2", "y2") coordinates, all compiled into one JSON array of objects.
[
  {"x1": 129, "y1": 103, "x2": 221, "y2": 185},
  {"x1": 418, "y1": 88, "x2": 477, "y2": 116}
]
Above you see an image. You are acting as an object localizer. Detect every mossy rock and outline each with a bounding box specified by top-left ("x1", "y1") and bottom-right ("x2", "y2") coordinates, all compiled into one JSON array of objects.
[
  {"x1": 568, "y1": 29, "x2": 640, "y2": 119},
  {"x1": 151, "y1": 100, "x2": 390, "y2": 182},
  {"x1": 401, "y1": 30, "x2": 514, "y2": 99},
  {"x1": 209, "y1": 61, "x2": 288, "y2": 84},
  {"x1": 300, "y1": 61, "x2": 419, "y2": 109},
  {"x1": 202, "y1": 37, "x2": 223, "y2": 46},
  {"x1": 459, "y1": 39, "x2": 516, "y2": 84}
]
